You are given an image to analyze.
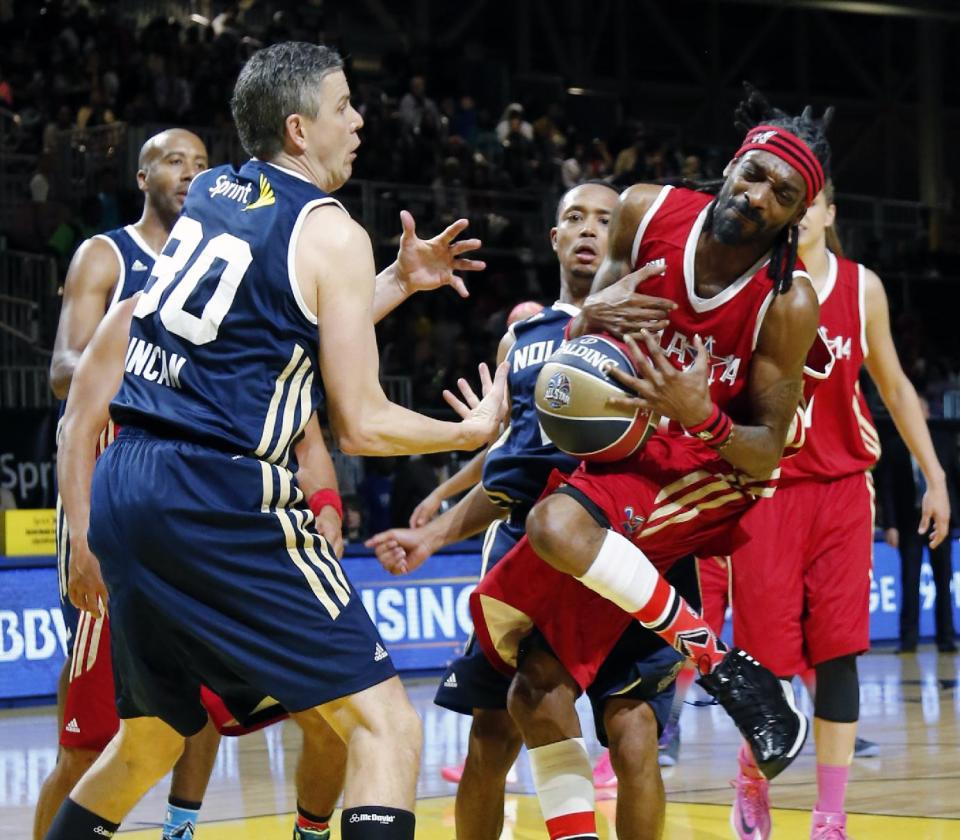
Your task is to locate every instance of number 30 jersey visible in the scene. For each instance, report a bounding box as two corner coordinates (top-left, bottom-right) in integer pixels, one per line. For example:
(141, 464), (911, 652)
(111, 160), (342, 467)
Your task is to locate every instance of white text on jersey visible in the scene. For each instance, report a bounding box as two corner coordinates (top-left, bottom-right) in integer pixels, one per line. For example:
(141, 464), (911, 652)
(512, 340), (557, 372)
(208, 174), (253, 204)
(124, 337), (187, 389)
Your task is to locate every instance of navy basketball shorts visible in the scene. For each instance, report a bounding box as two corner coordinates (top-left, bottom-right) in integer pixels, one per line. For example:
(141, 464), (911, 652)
(434, 516), (523, 715)
(89, 429), (396, 737)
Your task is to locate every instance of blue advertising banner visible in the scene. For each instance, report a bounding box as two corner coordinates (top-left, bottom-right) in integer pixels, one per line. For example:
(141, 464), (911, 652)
(2, 540), (958, 704)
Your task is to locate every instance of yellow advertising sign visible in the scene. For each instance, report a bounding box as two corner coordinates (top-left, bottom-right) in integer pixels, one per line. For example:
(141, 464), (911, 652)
(1, 509), (57, 556)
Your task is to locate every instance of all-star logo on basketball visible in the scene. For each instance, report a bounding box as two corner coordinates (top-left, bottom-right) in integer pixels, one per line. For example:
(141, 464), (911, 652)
(544, 372), (571, 409)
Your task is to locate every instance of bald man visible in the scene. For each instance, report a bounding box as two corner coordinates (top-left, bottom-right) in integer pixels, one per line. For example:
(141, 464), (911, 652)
(37, 129), (214, 840)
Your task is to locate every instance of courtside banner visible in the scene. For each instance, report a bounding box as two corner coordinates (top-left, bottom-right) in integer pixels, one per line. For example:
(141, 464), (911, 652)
(1, 541), (958, 703)
(0, 566), (69, 702)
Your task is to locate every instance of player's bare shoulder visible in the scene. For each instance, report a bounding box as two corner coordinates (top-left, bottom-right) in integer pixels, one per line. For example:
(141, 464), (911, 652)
(759, 271), (820, 355)
(63, 235), (123, 294)
(606, 183), (667, 259)
(294, 203), (373, 313)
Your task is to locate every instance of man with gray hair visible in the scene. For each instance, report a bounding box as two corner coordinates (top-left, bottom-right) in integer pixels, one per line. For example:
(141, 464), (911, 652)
(45, 42), (506, 840)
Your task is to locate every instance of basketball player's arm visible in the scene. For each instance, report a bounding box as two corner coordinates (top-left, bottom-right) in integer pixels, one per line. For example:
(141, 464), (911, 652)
(371, 211), (485, 322)
(58, 296), (139, 618)
(368, 485), (507, 575)
(301, 208), (508, 456)
(720, 281), (821, 477)
(49, 237), (121, 399)
(407, 331), (515, 526)
(293, 414), (344, 558)
(862, 269), (949, 547)
(567, 185), (676, 339)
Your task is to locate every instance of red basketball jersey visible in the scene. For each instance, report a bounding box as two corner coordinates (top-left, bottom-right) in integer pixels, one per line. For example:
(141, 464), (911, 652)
(630, 186), (810, 423)
(780, 252), (879, 482)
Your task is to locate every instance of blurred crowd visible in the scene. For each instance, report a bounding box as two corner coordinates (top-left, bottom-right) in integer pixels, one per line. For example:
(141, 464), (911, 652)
(0, 1), (958, 541)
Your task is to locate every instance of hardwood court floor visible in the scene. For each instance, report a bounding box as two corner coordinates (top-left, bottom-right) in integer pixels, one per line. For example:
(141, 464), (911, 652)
(3, 649), (958, 838)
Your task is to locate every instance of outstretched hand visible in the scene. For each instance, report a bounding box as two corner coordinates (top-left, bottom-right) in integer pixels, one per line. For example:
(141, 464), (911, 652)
(396, 210), (486, 298)
(443, 361), (511, 450)
(365, 526), (438, 576)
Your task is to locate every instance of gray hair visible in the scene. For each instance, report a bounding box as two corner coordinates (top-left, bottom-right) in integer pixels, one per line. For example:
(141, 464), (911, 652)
(231, 42), (344, 160)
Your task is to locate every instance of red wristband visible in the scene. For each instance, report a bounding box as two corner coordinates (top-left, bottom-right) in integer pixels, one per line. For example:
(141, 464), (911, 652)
(308, 489), (343, 521)
(684, 404), (734, 449)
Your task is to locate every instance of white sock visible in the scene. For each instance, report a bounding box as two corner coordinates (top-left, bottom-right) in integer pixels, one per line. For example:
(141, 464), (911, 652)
(577, 529), (659, 613)
(529, 738), (597, 839)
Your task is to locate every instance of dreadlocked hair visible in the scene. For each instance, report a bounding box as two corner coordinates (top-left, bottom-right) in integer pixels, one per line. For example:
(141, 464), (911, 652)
(734, 82), (835, 295)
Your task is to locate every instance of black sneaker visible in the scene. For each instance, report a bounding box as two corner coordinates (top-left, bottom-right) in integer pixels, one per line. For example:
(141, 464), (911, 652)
(697, 648), (807, 780)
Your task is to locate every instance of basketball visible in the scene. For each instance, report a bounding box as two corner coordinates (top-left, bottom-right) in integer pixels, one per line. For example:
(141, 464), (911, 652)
(535, 335), (658, 463)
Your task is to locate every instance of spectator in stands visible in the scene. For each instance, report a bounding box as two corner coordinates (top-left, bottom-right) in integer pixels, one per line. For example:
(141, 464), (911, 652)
(360, 458), (396, 537)
(42, 105), (74, 154)
(451, 95), (478, 147)
(343, 495), (365, 545)
(560, 138), (586, 189)
(496, 102), (533, 143)
(399, 74), (441, 139)
(613, 126), (647, 186)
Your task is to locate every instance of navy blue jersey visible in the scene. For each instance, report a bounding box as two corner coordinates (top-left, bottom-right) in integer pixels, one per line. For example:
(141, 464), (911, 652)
(111, 160), (343, 468)
(98, 224), (160, 306)
(482, 303), (581, 509)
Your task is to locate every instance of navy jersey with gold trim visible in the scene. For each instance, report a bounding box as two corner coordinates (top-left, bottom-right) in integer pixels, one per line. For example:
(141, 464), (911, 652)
(111, 160), (341, 468)
(482, 303), (580, 509)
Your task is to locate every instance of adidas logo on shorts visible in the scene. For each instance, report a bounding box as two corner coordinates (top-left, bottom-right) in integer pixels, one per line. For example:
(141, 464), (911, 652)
(65, 718), (80, 734)
(443, 673), (458, 689)
(374, 643), (389, 662)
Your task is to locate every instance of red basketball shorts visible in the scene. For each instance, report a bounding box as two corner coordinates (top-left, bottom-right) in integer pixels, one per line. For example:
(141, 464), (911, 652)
(60, 613), (288, 751)
(471, 433), (772, 689)
(697, 556), (731, 635)
(60, 611), (116, 751)
(732, 472), (874, 676)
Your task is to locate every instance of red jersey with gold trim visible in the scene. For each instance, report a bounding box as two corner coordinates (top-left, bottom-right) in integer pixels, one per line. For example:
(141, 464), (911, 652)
(780, 252), (879, 483)
(630, 186), (811, 424)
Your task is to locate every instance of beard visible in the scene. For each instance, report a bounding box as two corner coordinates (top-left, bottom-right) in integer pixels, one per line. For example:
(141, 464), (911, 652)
(708, 189), (767, 246)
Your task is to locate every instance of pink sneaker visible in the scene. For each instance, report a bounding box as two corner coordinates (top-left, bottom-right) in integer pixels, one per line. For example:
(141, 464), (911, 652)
(811, 809), (849, 839)
(730, 774), (772, 839)
(592, 750), (617, 788)
(440, 763), (464, 783)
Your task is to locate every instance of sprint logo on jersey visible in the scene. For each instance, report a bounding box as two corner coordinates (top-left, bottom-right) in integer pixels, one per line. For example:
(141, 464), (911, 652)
(208, 173), (254, 204)
(242, 173), (276, 211)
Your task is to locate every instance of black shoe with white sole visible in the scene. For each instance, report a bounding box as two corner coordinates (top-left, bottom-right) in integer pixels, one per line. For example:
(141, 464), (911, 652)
(697, 648), (807, 780)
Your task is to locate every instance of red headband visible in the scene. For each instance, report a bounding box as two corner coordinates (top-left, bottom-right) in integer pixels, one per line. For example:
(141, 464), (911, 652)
(735, 124), (824, 206)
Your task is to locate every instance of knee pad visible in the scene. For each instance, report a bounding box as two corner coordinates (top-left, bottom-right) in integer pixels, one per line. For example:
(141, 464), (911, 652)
(813, 655), (859, 723)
